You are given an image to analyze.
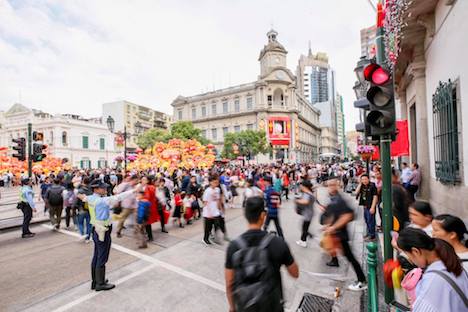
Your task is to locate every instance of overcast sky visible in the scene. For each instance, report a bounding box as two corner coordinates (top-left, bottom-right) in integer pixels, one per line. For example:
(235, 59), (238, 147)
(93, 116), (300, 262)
(0, 0), (375, 131)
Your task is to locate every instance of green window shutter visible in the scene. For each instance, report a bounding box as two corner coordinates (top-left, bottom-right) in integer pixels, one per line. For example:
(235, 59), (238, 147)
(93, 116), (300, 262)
(100, 138), (105, 150)
(80, 160), (84, 169)
(82, 136), (89, 149)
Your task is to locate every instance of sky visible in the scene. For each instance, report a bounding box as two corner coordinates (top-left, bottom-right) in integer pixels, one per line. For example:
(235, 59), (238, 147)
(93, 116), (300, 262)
(0, 0), (376, 131)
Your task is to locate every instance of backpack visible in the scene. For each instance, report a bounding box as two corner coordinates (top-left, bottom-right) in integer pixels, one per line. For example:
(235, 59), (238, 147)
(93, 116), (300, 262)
(232, 233), (281, 312)
(65, 190), (76, 207)
(48, 186), (63, 206)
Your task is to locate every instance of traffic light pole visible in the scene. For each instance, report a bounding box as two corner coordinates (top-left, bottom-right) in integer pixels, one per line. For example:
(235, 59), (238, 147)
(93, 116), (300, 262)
(27, 123), (32, 178)
(376, 2), (394, 303)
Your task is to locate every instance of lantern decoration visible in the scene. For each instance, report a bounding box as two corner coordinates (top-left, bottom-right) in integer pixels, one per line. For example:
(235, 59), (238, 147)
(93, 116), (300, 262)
(114, 132), (125, 147)
(357, 145), (375, 161)
(127, 139), (215, 173)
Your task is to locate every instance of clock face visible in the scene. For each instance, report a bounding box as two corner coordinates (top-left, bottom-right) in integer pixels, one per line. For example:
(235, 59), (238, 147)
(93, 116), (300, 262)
(275, 71), (285, 80)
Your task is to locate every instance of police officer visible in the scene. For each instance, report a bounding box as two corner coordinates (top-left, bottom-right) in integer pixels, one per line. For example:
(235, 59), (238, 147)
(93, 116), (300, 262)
(79, 179), (137, 291)
(19, 178), (36, 238)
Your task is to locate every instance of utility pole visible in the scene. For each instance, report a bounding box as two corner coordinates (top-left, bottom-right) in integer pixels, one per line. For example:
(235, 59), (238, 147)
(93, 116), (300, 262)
(375, 0), (394, 304)
(27, 123), (32, 178)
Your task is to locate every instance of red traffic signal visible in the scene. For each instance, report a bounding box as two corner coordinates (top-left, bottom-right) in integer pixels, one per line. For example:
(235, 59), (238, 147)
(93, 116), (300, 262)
(364, 63), (391, 85)
(12, 138), (26, 161)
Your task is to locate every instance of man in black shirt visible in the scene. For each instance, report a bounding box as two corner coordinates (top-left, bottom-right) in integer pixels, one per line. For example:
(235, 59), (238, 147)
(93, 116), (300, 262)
(323, 178), (367, 291)
(225, 196), (298, 312)
(355, 174), (378, 240)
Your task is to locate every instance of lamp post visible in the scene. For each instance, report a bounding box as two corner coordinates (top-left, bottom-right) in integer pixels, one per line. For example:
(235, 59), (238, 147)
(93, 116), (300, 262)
(106, 116), (143, 172)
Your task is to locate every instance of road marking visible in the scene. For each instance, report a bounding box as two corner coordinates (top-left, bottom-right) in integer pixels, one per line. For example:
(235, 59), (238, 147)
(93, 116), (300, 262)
(50, 264), (157, 312)
(300, 270), (347, 281)
(42, 224), (226, 292)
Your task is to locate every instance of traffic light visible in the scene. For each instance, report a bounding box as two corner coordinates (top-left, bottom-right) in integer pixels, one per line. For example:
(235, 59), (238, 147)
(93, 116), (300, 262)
(33, 131), (44, 141)
(363, 63), (396, 136)
(32, 143), (47, 162)
(12, 138), (26, 161)
(354, 97), (371, 136)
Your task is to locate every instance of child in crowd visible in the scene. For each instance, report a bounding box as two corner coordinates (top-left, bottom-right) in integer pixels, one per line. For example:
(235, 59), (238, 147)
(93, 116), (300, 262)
(136, 190), (150, 249)
(173, 190), (184, 228)
(183, 193), (194, 225)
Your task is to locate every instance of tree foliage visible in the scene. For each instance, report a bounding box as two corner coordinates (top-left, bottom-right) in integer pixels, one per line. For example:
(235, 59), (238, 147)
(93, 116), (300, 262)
(136, 121), (209, 149)
(136, 129), (169, 150)
(222, 130), (271, 159)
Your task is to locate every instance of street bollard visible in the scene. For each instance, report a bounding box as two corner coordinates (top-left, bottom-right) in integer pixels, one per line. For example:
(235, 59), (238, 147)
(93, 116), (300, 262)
(367, 242), (378, 312)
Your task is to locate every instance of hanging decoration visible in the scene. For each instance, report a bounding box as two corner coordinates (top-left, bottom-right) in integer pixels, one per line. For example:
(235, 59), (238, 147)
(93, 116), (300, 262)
(383, 0), (411, 69)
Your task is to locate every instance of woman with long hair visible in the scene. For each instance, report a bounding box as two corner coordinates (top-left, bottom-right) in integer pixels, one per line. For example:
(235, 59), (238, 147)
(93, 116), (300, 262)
(408, 201), (433, 236)
(397, 228), (468, 311)
(432, 214), (468, 270)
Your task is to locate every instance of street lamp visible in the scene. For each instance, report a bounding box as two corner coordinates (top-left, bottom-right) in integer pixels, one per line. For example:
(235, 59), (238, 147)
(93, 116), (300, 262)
(106, 115), (115, 133)
(354, 56), (371, 84)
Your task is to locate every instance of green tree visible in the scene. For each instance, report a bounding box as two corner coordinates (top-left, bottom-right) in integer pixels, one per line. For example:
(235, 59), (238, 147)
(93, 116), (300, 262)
(222, 130), (271, 159)
(169, 121), (209, 145)
(136, 128), (169, 149)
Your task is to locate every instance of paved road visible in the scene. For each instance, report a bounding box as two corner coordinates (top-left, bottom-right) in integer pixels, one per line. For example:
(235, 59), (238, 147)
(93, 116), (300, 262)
(0, 188), (365, 312)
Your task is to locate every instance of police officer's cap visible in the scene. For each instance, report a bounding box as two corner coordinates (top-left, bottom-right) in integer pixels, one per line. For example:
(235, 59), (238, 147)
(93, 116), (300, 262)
(90, 179), (109, 189)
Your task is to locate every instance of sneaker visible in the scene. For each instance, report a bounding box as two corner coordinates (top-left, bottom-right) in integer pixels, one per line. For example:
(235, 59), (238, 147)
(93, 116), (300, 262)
(296, 240), (307, 248)
(21, 233), (35, 238)
(348, 281), (367, 291)
(85, 239), (90, 244)
(202, 239), (212, 245)
(79, 235), (87, 242)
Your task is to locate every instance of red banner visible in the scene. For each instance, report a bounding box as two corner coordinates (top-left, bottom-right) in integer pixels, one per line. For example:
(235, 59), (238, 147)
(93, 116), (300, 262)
(268, 116), (291, 146)
(372, 120), (409, 160)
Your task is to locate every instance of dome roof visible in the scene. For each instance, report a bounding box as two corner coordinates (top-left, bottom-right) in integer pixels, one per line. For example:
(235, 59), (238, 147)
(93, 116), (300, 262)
(258, 29), (287, 60)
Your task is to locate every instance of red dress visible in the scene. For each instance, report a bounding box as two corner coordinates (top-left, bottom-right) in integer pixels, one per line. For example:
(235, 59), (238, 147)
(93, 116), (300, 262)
(144, 184), (158, 225)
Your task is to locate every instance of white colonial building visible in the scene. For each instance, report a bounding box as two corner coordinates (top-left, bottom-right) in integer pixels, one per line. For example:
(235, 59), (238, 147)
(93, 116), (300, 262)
(0, 103), (119, 169)
(172, 30), (322, 163)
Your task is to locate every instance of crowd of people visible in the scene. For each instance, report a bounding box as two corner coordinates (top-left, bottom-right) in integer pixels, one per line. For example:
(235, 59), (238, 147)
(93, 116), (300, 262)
(13, 159), (468, 312)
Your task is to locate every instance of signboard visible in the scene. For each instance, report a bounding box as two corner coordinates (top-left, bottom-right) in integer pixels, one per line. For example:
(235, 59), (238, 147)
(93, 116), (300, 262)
(268, 116), (291, 146)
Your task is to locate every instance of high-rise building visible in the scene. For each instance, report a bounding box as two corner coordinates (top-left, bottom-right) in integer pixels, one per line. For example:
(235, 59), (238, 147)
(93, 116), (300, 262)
(335, 93), (346, 158)
(297, 49), (338, 155)
(360, 25), (377, 58)
(172, 30), (322, 163)
(102, 101), (172, 149)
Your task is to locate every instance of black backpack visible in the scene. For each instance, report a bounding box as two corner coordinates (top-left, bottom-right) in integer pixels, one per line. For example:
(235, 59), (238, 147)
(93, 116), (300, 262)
(232, 233), (281, 312)
(48, 186), (63, 206)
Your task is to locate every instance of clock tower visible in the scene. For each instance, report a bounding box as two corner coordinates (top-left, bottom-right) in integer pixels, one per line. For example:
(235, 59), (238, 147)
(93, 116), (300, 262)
(258, 29), (287, 76)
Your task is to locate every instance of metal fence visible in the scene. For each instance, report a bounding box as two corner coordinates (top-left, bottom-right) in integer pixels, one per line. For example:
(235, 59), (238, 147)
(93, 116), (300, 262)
(432, 80), (460, 184)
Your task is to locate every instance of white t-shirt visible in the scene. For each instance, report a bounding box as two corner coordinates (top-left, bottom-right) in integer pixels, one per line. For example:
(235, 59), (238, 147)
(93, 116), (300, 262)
(244, 186), (263, 199)
(457, 251), (468, 271)
(202, 187), (221, 218)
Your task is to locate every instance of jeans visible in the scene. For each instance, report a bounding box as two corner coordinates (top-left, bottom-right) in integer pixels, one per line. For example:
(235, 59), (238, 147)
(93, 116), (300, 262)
(300, 220), (311, 241)
(77, 211), (91, 239)
(203, 217), (217, 241)
(20, 203), (33, 235)
(263, 215), (284, 238)
(364, 207), (376, 238)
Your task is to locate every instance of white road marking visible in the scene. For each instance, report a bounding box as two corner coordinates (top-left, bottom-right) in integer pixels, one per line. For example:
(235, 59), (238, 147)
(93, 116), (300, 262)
(41, 224), (226, 301)
(50, 264), (157, 312)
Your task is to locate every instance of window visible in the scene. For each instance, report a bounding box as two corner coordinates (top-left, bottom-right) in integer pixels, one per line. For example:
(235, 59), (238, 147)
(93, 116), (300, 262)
(267, 95), (272, 106)
(99, 138), (105, 150)
(234, 125), (241, 133)
(223, 101), (228, 114)
(432, 80), (461, 184)
(202, 106), (206, 117)
(62, 131), (67, 146)
(80, 159), (91, 169)
(201, 130), (207, 138)
(49, 130), (54, 146)
(223, 127), (229, 136)
(246, 97), (253, 110)
(234, 99), (240, 112)
(178, 110), (182, 120)
(97, 159), (107, 169)
(82, 136), (89, 149)
(192, 107), (196, 120)
(212, 104), (217, 116)
(211, 128), (217, 141)
(247, 124), (254, 130)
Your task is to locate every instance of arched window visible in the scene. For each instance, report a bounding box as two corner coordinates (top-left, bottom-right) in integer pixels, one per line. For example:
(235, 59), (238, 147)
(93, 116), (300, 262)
(62, 131), (68, 146)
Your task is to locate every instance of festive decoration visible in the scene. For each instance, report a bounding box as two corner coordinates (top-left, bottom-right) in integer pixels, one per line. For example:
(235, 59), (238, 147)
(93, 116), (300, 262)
(384, 0), (411, 69)
(0, 147), (70, 176)
(357, 145), (375, 161)
(127, 139), (215, 173)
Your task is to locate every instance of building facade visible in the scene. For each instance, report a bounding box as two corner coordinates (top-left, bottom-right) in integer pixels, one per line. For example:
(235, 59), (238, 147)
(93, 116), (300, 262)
(360, 25), (377, 58)
(296, 51), (338, 155)
(392, 0), (467, 218)
(335, 93), (346, 158)
(0, 103), (118, 169)
(102, 100), (172, 149)
(172, 30), (322, 163)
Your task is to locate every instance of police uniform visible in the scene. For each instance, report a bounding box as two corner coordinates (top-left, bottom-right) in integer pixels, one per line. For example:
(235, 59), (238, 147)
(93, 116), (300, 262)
(19, 179), (35, 238)
(87, 180), (135, 291)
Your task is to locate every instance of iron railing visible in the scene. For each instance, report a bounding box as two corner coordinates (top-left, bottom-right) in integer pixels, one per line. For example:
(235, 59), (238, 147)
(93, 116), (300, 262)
(432, 80), (460, 184)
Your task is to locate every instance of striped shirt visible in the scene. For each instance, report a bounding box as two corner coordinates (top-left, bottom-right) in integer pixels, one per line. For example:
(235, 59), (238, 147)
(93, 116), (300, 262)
(413, 260), (468, 312)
